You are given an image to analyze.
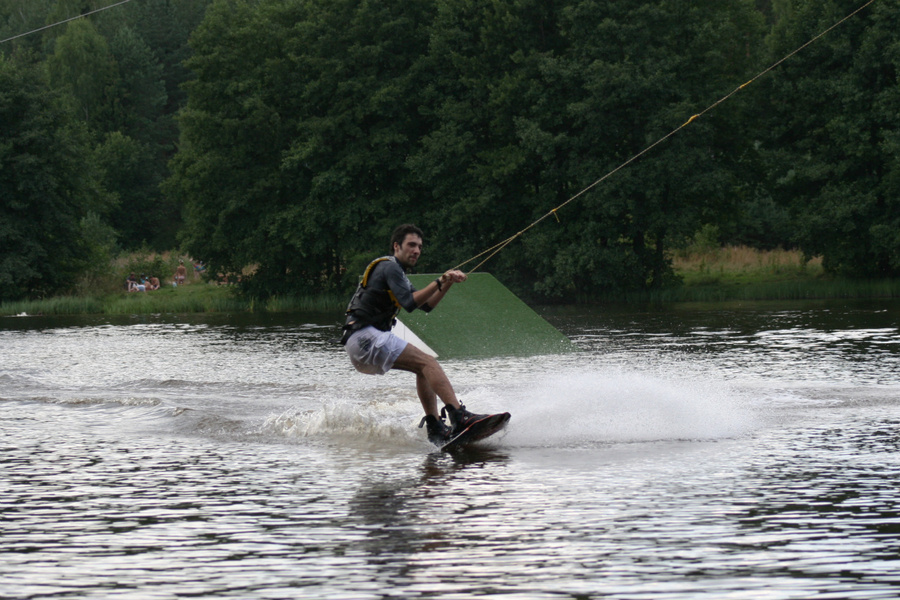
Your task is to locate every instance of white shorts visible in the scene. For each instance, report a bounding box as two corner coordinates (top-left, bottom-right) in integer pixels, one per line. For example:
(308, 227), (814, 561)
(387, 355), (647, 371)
(344, 326), (408, 375)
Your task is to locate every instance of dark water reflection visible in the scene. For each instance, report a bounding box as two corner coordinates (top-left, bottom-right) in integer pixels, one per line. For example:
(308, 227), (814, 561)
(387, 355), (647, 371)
(2, 300), (900, 599)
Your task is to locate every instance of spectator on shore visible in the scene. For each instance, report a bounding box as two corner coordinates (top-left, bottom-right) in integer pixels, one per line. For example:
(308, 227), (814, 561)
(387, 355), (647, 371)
(193, 260), (206, 280)
(147, 276), (160, 291)
(174, 261), (187, 286)
(127, 272), (146, 292)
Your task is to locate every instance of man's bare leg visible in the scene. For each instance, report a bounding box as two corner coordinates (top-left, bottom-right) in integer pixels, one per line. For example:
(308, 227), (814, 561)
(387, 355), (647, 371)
(393, 343), (461, 414)
(415, 374), (439, 417)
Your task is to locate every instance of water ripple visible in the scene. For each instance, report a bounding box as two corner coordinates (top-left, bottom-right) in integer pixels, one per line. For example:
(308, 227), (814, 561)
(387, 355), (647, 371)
(3, 307), (900, 598)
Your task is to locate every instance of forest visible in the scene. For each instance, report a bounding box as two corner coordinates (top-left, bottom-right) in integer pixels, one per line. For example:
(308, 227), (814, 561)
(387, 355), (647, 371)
(1, 0), (898, 303)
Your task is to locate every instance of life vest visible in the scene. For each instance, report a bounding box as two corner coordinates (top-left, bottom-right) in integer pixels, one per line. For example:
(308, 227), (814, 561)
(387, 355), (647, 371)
(342, 257), (402, 337)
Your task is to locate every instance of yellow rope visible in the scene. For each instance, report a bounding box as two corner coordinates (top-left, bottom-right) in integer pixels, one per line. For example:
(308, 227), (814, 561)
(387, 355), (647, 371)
(455, 0), (878, 275)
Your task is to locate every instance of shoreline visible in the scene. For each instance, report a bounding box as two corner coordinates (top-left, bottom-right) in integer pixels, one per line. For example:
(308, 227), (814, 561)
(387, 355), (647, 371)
(3, 276), (900, 318)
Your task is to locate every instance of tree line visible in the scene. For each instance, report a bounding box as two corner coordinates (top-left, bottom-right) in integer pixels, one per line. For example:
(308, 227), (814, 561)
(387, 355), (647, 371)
(2, 0), (898, 303)
(1, 0), (209, 300)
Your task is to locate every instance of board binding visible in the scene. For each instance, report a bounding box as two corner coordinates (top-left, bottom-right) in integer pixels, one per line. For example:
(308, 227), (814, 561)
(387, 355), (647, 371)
(440, 412), (510, 452)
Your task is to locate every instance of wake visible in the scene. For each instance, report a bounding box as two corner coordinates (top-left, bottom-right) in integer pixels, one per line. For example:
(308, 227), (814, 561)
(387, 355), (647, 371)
(260, 364), (757, 449)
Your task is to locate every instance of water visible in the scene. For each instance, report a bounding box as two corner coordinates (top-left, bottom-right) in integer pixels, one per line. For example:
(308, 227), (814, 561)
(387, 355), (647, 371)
(2, 301), (900, 599)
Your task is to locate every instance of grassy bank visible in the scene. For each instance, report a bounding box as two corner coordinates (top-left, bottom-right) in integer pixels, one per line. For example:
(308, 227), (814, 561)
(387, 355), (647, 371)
(3, 246), (899, 317)
(0, 283), (345, 317)
(628, 277), (900, 304)
(673, 245), (825, 286)
(1, 248), (346, 317)
(660, 246), (900, 302)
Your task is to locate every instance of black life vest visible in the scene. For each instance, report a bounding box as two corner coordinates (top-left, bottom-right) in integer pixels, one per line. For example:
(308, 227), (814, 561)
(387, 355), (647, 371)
(342, 257), (402, 337)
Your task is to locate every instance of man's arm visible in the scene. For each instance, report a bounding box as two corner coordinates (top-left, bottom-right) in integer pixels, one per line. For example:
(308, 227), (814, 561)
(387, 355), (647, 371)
(413, 270), (467, 310)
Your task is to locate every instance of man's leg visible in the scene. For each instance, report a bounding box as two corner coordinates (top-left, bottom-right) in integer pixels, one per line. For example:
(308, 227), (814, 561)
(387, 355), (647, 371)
(415, 375), (439, 417)
(393, 343), (461, 413)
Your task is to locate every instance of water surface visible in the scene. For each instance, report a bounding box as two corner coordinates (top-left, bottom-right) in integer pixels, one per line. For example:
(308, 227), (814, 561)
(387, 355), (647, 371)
(2, 301), (900, 599)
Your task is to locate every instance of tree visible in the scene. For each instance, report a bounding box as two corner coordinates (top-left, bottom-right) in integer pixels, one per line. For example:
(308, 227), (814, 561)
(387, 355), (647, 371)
(168, 0), (437, 296)
(106, 26), (166, 145)
(169, 0), (770, 300)
(94, 131), (178, 250)
(92, 0), (213, 155)
(170, 0), (769, 300)
(406, 0), (573, 295)
(760, 0), (900, 276)
(102, 26), (178, 249)
(0, 0), (56, 53)
(0, 53), (106, 300)
(413, 0), (766, 298)
(96, 0), (212, 127)
(46, 18), (117, 128)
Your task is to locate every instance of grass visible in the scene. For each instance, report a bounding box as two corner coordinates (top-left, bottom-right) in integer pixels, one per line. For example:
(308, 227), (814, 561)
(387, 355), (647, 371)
(0, 282), (347, 317)
(1, 284), (238, 316)
(4, 246), (900, 316)
(634, 278), (900, 304)
(672, 245), (825, 286)
(653, 245), (900, 303)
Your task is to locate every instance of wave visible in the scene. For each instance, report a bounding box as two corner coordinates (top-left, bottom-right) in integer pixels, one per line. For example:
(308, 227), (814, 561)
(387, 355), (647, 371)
(0, 394), (164, 408)
(498, 368), (756, 447)
(260, 399), (426, 449)
(255, 365), (757, 451)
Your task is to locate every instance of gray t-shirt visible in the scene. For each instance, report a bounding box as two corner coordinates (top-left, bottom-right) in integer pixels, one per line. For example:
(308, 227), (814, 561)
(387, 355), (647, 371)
(365, 256), (418, 312)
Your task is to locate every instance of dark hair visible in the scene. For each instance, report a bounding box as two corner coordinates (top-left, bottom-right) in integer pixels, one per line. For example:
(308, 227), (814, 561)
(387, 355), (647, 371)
(390, 224), (423, 253)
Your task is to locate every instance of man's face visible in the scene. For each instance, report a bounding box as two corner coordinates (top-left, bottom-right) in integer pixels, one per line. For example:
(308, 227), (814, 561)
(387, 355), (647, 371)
(393, 233), (423, 268)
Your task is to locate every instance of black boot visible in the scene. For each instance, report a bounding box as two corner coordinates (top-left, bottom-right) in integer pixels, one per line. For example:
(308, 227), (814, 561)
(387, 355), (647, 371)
(418, 414), (451, 445)
(441, 403), (488, 436)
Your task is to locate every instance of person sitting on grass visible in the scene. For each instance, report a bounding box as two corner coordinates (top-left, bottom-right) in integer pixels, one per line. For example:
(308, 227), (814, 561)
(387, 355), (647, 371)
(127, 272), (146, 292)
(193, 260), (206, 280)
(126, 273), (145, 292)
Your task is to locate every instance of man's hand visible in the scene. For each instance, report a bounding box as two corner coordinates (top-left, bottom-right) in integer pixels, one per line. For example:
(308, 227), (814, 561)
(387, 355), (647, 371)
(441, 269), (467, 285)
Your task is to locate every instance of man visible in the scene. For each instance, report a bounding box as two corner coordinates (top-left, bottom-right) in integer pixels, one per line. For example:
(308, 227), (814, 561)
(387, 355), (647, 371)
(174, 261), (187, 285)
(341, 224), (485, 445)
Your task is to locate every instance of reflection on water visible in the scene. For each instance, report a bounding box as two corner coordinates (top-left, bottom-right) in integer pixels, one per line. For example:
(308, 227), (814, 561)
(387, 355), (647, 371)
(2, 301), (900, 599)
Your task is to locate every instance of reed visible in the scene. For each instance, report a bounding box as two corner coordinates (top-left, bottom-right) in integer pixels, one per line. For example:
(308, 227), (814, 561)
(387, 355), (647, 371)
(0, 296), (106, 316)
(637, 279), (900, 303)
(0, 283), (349, 317)
(581, 246), (900, 304)
(0, 284), (245, 316)
(265, 294), (346, 313)
(101, 286), (248, 314)
(672, 245), (824, 286)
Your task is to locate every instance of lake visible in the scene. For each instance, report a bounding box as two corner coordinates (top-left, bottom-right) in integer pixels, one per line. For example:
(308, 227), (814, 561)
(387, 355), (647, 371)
(2, 300), (900, 599)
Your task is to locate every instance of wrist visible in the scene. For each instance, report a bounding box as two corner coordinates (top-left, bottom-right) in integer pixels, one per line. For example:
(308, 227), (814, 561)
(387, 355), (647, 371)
(434, 278), (443, 291)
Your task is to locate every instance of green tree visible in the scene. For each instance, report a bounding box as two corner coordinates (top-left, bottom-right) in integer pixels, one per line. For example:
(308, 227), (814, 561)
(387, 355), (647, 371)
(276, 0), (440, 289)
(559, 0), (765, 295)
(107, 25), (166, 145)
(168, 0), (436, 297)
(170, 0), (769, 300)
(93, 0), (213, 150)
(102, 26), (178, 249)
(94, 131), (179, 250)
(0, 0), (56, 52)
(414, 0), (765, 298)
(46, 18), (117, 128)
(0, 53), (106, 300)
(760, 0), (900, 276)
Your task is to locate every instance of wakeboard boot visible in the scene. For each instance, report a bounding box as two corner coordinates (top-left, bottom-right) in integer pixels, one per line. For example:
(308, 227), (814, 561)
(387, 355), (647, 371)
(418, 414), (451, 445)
(441, 403), (489, 437)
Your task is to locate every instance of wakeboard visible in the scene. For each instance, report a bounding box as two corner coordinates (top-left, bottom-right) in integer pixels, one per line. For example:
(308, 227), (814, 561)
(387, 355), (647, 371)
(440, 412), (510, 452)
